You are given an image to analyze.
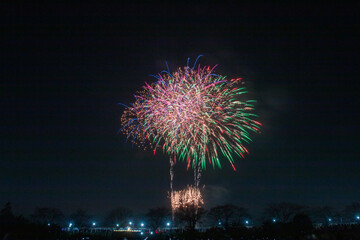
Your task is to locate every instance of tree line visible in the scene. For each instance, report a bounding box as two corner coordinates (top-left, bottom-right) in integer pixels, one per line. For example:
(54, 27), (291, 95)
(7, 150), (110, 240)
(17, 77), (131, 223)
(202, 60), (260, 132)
(1, 201), (360, 230)
(1, 201), (360, 240)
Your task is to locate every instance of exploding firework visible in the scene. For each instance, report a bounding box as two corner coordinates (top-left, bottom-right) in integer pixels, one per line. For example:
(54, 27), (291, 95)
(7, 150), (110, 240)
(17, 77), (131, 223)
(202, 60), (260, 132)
(120, 56), (261, 218)
(120, 57), (261, 171)
(171, 185), (204, 211)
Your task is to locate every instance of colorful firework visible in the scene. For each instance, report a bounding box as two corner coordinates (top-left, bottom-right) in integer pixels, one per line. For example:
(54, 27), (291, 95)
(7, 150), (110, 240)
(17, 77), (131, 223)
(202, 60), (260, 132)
(120, 57), (261, 170)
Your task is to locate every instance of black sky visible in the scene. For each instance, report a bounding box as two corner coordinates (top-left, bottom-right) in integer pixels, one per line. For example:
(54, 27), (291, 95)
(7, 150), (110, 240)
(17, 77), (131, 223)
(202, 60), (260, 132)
(1, 2), (359, 217)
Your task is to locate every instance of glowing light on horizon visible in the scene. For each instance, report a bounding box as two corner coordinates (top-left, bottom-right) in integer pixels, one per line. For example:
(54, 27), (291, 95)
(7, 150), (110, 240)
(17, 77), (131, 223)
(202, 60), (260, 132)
(113, 229), (141, 233)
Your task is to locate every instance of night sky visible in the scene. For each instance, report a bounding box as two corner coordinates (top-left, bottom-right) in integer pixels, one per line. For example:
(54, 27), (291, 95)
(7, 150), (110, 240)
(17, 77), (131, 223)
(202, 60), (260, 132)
(1, 3), (359, 217)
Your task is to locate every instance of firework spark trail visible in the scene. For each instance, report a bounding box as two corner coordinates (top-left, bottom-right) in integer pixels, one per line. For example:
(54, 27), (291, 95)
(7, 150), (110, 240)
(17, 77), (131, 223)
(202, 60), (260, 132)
(169, 155), (175, 220)
(194, 157), (202, 188)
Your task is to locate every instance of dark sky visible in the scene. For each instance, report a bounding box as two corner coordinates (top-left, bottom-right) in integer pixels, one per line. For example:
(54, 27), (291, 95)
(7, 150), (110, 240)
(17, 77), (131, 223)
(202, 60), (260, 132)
(1, 2), (359, 217)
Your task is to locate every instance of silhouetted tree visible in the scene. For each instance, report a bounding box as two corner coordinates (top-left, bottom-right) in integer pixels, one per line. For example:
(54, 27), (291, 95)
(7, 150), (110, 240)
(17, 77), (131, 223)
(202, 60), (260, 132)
(208, 204), (235, 228)
(105, 207), (133, 227)
(0, 203), (59, 240)
(308, 206), (334, 225)
(146, 207), (170, 231)
(344, 202), (360, 222)
(175, 203), (206, 231)
(232, 206), (251, 226)
(0, 202), (15, 226)
(292, 213), (313, 237)
(0, 202), (13, 218)
(208, 204), (249, 228)
(262, 202), (304, 223)
(31, 207), (64, 225)
(70, 209), (91, 227)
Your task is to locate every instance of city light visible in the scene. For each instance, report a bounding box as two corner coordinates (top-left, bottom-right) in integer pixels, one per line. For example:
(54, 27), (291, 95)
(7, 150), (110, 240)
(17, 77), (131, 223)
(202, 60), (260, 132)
(47, 223), (50, 226)
(114, 229), (141, 233)
(272, 218), (276, 223)
(218, 221), (222, 225)
(328, 218), (332, 222)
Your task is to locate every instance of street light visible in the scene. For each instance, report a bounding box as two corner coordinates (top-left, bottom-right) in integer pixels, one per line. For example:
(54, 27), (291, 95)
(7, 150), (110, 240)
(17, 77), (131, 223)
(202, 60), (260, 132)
(356, 216), (360, 220)
(129, 221), (133, 225)
(116, 224), (119, 227)
(48, 223), (50, 226)
(141, 223), (144, 227)
(328, 218), (332, 222)
(166, 222), (170, 226)
(272, 218), (276, 223)
(92, 222), (96, 226)
(69, 223), (73, 228)
(245, 220), (249, 225)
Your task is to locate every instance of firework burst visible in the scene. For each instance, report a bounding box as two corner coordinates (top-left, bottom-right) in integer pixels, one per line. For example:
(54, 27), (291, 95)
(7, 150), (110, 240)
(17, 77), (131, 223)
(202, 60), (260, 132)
(120, 57), (261, 170)
(171, 185), (204, 211)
